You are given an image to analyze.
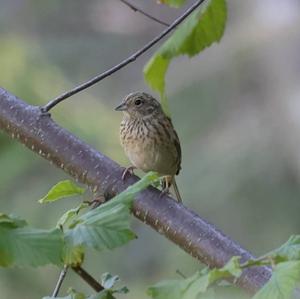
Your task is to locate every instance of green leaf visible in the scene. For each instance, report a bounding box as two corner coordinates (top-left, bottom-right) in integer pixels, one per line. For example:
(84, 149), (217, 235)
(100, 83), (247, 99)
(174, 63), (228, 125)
(57, 203), (89, 228)
(243, 235), (300, 268)
(253, 261), (300, 299)
(215, 256), (242, 279)
(195, 256), (242, 294)
(269, 235), (300, 262)
(93, 273), (129, 299)
(213, 286), (250, 299)
(101, 273), (120, 289)
(148, 272), (200, 299)
(65, 172), (158, 252)
(39, 180), (86, 203)
(144, 0), (227, 101)
(114, 286), (129, 294)
(0, 226), (63, 267)
(63, 242), (85, 267)
(158, 0), (186, 8)
(87, 290), (115, 299)
(43, 290), (86, 299)
(64, 203), (136, 251)
(43, 296), (83, 299)
(0, 213), (27, 228)
(144, 54), (169, 99)
(103, 171), (160, 207)
(148, 257), (242, 299)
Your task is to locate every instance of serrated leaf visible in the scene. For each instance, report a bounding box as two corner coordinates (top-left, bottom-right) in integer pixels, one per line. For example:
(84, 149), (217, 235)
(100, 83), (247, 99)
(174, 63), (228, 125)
(102, 273), (120, 289)
(103, 171), (160, 208)
(158, 0), (186, 8)
(217, 256), (242, 278)
(185, 256), (242, 298)
(0, 226), (63, 267)
(269, 235), (300, 262)
(57, 203), (89, 228)
(63, 242), (84, 267)
(39, 180), (85, 203)
(64, 172), (158, 252)
(64, 203), (136, 251)
(144, 0), (227, 103)
(148, 257), (242, 299)
(0, 213), (27, 228)
(77, 171), (159, 222)
(253, 261), (300, 299)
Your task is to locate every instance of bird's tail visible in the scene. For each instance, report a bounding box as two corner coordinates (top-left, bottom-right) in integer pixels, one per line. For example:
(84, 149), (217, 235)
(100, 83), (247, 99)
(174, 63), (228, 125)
(172, 177), (182, 203)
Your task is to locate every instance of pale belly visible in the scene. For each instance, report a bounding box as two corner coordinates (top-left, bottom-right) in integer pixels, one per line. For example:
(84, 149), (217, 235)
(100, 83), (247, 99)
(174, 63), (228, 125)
(124, 140), (177, 175)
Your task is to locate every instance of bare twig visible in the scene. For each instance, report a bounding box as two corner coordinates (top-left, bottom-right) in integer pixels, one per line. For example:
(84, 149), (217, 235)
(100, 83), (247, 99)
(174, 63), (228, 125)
(72, 266), (104, 292)
(0, 88), (272, 294)
(41, 0), (206, 113)
(119, 0), (170, 26)
(52, 265), (68, 297)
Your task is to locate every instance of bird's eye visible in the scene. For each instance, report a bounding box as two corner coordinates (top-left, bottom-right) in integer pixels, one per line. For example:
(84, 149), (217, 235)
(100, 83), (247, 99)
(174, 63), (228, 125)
(134, 99), (142, 106)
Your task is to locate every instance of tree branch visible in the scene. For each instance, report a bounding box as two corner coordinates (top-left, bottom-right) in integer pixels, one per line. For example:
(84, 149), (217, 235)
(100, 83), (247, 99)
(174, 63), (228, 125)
(0, 88), (271, 294)
(41, 0), (206, 113)
(119, 0), (170, 26)
(72, 266), (104, 292)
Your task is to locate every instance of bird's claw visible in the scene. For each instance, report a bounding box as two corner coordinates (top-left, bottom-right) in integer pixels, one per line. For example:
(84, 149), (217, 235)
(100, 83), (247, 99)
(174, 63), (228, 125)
(122, 166), (136, 181)
(159, 186), (170, 198)
(87, 195), (106, 208)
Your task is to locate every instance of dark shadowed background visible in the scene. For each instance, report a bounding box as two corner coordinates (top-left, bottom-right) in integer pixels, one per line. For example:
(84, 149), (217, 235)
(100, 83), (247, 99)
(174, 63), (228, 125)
(0, 0), (300, 298)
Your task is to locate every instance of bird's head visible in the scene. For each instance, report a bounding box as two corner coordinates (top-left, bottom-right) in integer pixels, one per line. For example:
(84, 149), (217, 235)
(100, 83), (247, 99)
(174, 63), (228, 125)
(115, 92), (162, 119)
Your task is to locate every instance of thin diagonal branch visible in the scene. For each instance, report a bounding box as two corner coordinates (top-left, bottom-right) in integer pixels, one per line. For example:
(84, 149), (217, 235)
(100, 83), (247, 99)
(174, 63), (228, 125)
(0, 88), (271, 294)
(41, 0), (206, 113)
(72, 266), (104, 292)
(52, 265), (68, 297)
(119, 0), (170, 26)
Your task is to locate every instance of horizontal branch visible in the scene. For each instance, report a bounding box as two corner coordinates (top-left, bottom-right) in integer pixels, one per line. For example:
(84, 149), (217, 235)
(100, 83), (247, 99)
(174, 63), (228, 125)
(0, 88), (271, 294)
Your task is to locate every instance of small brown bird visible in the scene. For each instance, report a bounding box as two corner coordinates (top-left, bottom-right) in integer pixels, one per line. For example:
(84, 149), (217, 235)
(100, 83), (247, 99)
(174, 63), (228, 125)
(115, 92), (182, 202)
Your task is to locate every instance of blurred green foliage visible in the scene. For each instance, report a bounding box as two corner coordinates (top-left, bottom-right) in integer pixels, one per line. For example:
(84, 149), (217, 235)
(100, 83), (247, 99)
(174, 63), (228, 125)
(1, 0), (300, 298)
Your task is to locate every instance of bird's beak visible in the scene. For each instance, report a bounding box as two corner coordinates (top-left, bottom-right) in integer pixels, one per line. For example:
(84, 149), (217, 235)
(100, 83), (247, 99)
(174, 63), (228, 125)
(115, 102), (127, 111)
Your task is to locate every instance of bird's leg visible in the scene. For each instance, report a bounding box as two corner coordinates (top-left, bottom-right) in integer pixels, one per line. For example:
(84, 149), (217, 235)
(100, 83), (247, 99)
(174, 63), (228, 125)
(160, 176), (172, 197)
(160, 176), (182, 203)
(122, 165), (137, 181)
(85, 194), (106, 208)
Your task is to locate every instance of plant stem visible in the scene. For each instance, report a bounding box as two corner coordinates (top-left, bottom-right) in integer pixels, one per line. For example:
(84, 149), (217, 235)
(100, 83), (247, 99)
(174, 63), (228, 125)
(52, 265), (68, 297)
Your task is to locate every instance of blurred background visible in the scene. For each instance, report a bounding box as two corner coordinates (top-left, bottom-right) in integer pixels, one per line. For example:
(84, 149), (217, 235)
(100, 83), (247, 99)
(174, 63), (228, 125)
(0, 0), (300, 298)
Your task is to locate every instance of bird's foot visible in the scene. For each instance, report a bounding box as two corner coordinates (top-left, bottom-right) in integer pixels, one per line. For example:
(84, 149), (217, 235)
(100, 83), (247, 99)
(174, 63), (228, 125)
(122, 165), (136, 181)
(159, 186), (170, 198)
(85, 195), (106, 208)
